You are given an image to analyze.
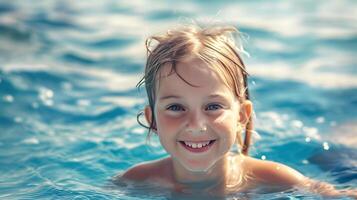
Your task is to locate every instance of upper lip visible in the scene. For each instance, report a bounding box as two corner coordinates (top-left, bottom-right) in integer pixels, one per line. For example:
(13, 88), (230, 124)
(178, 139), (216, 142)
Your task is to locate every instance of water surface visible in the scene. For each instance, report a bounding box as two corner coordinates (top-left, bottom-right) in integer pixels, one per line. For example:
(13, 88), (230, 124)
(0, 0), (356, 199)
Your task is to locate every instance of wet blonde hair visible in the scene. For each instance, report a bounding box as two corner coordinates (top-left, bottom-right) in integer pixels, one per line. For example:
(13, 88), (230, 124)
(137, 25), (254, 155)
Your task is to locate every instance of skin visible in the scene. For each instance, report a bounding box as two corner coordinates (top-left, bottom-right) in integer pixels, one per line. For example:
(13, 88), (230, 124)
(118, 58), (357, 197)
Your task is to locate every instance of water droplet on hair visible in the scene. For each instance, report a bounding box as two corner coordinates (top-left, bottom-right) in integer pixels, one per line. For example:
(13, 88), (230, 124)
(261, 155), (266, 160)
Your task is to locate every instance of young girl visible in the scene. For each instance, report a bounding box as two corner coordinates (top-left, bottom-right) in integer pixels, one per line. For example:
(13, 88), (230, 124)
(115, 25), (356, 197)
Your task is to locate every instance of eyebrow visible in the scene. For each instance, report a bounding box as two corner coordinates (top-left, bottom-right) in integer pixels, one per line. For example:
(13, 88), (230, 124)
(208, 94), (226, 99)
(159, 94), (227, 100)
(159, 95), (181, 100)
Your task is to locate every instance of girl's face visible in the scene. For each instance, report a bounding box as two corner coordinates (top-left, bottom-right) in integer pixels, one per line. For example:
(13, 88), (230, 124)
(146, 58), (245, 172)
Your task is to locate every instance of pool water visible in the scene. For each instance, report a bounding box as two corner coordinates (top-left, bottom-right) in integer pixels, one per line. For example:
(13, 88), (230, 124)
(0, 0), (356, 199)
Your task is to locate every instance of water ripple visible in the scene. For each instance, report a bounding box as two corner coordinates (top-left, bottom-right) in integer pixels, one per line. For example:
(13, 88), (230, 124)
(0, 0), (356, 199)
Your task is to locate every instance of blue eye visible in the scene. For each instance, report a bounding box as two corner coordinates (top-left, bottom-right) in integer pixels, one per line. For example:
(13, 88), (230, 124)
(167, 104), (185, 111)
(206, 104), (222, 111)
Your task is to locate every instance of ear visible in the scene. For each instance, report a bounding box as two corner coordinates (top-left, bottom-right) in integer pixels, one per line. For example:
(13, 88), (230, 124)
(144, 105), (157, 132)
(239, 100), (253, 125)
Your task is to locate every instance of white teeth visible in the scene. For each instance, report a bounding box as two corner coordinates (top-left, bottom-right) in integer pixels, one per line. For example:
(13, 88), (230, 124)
(183, 141), (210, 148)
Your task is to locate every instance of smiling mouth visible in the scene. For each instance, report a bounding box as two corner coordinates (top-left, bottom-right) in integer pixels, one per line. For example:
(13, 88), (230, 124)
(178, 140), (216, 153)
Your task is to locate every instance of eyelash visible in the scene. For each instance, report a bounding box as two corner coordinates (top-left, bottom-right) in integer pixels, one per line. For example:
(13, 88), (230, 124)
(167, 104), (185, 111)
(166, 103), (223, 112)
(206, 104), (223, 111)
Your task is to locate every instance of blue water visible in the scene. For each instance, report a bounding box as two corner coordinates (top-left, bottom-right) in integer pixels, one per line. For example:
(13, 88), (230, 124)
(1, 0), (356, 199)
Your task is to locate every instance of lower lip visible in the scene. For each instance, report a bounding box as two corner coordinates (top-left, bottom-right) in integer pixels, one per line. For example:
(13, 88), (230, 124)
(179, 140), (216, 153)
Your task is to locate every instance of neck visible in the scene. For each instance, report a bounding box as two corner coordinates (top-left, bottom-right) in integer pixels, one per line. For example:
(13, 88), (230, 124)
(171, 153), (244, 190)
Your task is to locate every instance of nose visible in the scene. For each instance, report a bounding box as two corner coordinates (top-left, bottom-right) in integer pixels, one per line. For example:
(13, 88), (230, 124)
(185, 109), (207, 134)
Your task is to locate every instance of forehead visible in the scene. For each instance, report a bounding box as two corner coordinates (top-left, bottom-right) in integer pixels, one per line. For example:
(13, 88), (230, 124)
(155, 58), (235, 99)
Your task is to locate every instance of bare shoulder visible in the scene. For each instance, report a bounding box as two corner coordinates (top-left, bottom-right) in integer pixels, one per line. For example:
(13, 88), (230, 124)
(116, 157), (172, 182)
(243, 156), (307, 186)
(242, 156), (357, 198)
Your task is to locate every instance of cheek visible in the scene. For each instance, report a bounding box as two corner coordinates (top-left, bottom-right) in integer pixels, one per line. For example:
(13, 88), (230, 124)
(210, 111), (237, 133)
(210, 112), (239, 148)
(156, 112), (184, 133)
